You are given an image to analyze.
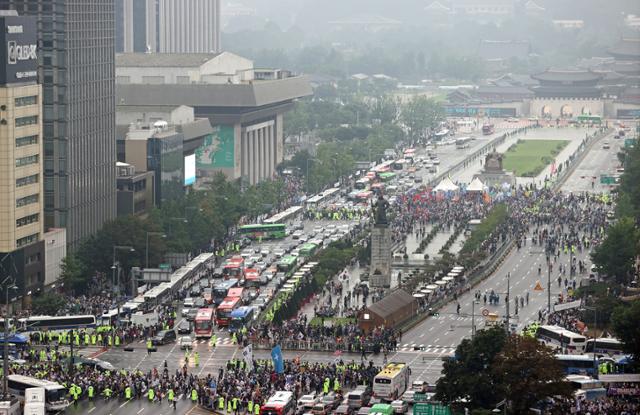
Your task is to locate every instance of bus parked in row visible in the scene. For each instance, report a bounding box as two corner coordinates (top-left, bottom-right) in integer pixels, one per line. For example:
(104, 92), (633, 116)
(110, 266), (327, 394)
(373, 362), (410, 401)
(482, 124), (495, 135)
(455, 136), (473, 149)
(213, 279), (239, 306)
(536, 325), (586, 354)
(260, 391), (295, 415)
(229, 306), (255, 333)
(8, 375), (70, 412)
(194, 308), (215, 339)
(216, 297), (242, 327)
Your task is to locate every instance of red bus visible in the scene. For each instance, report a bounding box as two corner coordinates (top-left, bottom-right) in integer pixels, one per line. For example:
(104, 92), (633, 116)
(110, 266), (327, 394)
(482, 124), (495, 135)
(228, 287), (250, 304)
(194, 308), (215, 338)
(260, 391), (295, 415)
(223, 256), (245, 280)
(244, 268), (260, 287)
(216, 297), (242, 327)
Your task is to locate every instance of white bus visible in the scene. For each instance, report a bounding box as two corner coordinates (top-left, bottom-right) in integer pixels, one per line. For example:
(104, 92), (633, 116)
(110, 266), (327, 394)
(373, 362), (410, 401)
(455, 136), (473, 149)
(536, 325), (586, 354)
(585, 338), (625, 357)
(8, 375), (70, 412)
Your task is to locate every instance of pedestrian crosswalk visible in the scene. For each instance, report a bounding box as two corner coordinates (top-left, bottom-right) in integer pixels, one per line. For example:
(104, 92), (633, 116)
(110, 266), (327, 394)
(395, 344), (457, 353)
(136, 337), (236, 346)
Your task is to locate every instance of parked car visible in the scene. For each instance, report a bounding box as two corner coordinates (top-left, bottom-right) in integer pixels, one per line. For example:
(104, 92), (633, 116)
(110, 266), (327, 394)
(411, 380), (428, 393)
(390, 400), (408, 414)
(186, 308), (198, 321)
(178, 336), (194, 350)
(333, 405), (353, 415)
(152, 329), (176, 346)
(297, 394), (319, 414)
(400, 391), (415, 404)
(311, 404), (330, 415)
(177, 320), (192, 334)
(73, 357), (114, 371)
(321, 393), (342, 411)
(346, 387), (372, 409)
(356, 407), (371, 415)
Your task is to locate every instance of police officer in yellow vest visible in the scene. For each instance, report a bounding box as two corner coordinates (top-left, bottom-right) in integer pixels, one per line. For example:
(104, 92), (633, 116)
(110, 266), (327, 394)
(88, 385), (94, 400)
(125, 385), (132, 400)
(191, 388), (198, 404)
(218, 395), (225, 411)
(254, 402), (260, 415)
(148, 387), (155, 402)
(147, 338), (153, 355)
(194, 351), (199, 366)
(168, 388), (176, 409)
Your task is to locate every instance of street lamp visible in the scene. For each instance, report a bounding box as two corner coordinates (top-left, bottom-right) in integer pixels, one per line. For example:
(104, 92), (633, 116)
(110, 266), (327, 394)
(1, 277), (17, 400)
(145, 232), (166, 269)
(471, 300), (479, 337)
(306, 158), (321, 193)
(112, 245), (135, 296)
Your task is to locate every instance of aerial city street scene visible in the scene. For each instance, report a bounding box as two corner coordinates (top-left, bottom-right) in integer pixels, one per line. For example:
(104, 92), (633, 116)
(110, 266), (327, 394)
(0, 0), (639, 414)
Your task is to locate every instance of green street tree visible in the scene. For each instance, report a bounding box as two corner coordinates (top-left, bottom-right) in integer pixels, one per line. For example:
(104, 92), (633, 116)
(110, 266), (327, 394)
(401, 96), (444, 142)
(435, 327), (507, 409)
(590, 217), (639, 285)
(31, 292), (67, 315)
(611, 300), (640, 368)
(59, 253), (87, 294)
(492, 335), (572, 414)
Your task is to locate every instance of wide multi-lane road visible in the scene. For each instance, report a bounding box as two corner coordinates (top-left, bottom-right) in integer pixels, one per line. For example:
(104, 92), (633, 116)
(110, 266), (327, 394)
(396, 128), (620, 384)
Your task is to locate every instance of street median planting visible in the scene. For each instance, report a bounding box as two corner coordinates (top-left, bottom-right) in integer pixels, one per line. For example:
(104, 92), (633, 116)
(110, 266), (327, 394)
(460, 203), (508, 256)
(503, 139), (569, 177)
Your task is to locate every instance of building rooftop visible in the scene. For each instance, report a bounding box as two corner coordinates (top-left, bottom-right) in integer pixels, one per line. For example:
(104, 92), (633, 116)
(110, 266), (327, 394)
(608, 38), (640, 60)
(531, 69), (603, 83)
(117, 76), (312, 108)
(116, 53), (223, 68)
(367, 289), (416, 319)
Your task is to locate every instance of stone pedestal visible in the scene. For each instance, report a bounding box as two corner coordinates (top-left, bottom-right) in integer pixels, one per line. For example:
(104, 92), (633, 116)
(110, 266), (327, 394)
(370, 224), (391, 288)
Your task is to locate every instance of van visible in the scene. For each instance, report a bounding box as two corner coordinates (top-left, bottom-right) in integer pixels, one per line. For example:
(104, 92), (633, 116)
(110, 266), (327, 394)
(346, 388), (372, 409)
(152, 329), (176, 345)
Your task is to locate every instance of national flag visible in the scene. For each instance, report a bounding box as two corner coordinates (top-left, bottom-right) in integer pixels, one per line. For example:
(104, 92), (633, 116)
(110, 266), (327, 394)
(271, 344), (284, 374)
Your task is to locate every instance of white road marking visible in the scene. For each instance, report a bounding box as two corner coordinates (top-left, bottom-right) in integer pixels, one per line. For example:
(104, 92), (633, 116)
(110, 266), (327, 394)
(119, 401), (130, 408)
(88, 408), (96, 413)
(137, 409), (145, 414)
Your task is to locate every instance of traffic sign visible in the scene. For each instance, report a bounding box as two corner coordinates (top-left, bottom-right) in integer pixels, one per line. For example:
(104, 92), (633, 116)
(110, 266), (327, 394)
(159, 263), (170, 270)
(534, 280), (544, 291)
(413, 403), (451, 415)
(481, 308), (489, 317)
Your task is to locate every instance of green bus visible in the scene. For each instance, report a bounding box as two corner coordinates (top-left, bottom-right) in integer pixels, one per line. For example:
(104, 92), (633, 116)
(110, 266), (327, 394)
(238, 223), (286, 240)
(277, 255), (298, 274)
(577, 115), (602, 124)
(379, 172), (396, 182)
(299, 243), (319, 257)
(369, 404), (394, 415)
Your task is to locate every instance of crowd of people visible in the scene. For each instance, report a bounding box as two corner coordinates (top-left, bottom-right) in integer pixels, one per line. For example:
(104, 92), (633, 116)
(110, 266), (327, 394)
(248, 314), (399, 355)
(548, 394), (639, 415)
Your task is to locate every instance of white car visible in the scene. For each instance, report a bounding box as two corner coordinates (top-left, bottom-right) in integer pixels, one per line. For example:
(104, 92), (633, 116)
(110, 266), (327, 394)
(178, 336), (194, 350)
(401, 390), (416, 404)
(391, 400), (408, 414)
(297, 394), (319, 410)
(432, 158), (440, 165)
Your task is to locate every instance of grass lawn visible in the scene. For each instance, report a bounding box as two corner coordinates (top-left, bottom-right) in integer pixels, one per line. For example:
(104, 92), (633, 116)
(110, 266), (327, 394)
(503, 139), (569, 177)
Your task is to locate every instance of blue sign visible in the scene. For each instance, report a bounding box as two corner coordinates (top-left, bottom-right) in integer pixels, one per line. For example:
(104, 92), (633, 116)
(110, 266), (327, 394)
(271, 345), (284, 374)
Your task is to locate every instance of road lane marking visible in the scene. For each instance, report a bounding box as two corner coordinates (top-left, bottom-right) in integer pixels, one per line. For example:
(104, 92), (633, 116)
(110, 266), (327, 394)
(119, 400), (130, 408)
(88, 408), (96, 413)
(137, 409), (145, 414)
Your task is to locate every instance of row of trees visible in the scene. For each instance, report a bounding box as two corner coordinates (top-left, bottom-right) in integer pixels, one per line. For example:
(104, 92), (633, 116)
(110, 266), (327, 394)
(59, 173), (291, 295)
(435, 328), (572, 413)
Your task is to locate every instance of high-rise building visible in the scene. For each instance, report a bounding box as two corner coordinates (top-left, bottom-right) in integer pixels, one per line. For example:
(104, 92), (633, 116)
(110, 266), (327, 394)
(116, 0), (221, 54)
(0, 11), (45, 307)
(0, 0), (117, 250)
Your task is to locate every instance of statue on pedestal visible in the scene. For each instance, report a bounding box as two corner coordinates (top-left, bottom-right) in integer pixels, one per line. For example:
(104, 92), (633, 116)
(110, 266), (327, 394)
(372, 194), (389, 225)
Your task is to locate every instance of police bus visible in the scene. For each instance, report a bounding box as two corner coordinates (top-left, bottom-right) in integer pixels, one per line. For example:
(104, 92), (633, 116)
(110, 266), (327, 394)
(373, 362), (410, 401)
(585, 337), (625, 357)
(535, 325), (586, 354)
(8, 374), (70, 411)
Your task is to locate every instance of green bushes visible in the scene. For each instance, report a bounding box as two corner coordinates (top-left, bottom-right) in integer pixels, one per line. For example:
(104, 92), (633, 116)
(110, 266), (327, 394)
(460, 204), (508, 255)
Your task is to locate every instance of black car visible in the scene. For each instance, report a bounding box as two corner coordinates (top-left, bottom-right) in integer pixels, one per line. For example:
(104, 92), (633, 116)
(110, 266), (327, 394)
(177, 320), (192, 334)
(152, 329), (177, 346)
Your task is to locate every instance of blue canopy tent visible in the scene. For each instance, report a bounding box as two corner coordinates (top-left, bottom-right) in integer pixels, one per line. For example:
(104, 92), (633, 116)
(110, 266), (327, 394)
(0, 333), (28, 344)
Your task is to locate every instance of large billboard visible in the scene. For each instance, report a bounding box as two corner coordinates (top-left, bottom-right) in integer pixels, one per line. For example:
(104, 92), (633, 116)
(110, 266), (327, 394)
(196, 124), (235, 170)
(184, 154), (196, 186)
(0, 15), (38, 85)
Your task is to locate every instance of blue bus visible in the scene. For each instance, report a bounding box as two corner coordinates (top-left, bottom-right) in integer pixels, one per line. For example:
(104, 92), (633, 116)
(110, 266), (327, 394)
(555, 354), (598, 376)
(213, 279), (239, 306)
(229, 306), (254, 333)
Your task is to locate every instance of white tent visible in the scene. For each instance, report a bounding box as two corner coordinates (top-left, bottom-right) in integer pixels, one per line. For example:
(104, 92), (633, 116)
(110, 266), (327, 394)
(467, 177), (486, 192)
(433, 176), (459, 192)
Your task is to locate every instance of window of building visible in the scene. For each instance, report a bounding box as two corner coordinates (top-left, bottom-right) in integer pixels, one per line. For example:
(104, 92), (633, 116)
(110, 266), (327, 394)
(142, 76), (165, 85)
(16, 233), (39, 248)
(16, 135), (38, 147)
(15, 116), (38, 127)
(16, 174), (39, 188)
(16, 194), (39, 208)
(16, 154), (39, 168)
(25, 253), (41, 265)
(16, 213), (39, 228)
(15, 96), (38, 107)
